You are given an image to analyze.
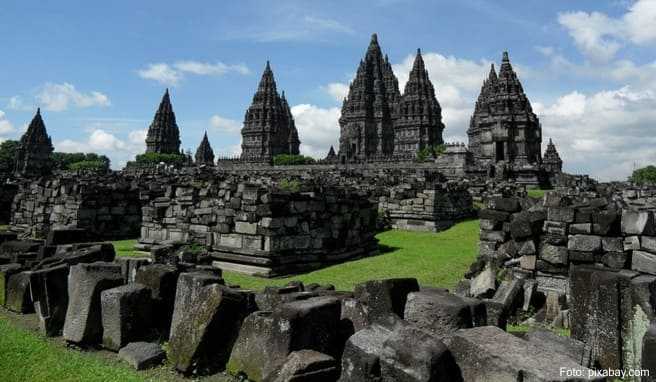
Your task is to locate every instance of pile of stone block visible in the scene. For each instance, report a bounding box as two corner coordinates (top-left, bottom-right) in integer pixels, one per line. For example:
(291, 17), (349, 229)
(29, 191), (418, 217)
(139, 179), (379, 277)
(10, 174), (142, 239)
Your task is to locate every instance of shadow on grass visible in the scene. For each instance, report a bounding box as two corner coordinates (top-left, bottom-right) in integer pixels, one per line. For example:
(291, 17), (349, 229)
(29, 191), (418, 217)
(378, 243), (400, 254)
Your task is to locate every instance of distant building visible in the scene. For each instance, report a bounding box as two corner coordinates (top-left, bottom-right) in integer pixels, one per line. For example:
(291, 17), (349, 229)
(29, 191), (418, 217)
(543, 138), (563, 173)
(14, 108), (53, 177)
(194, 132), (215, 166)
(467, 52), (542, 168)
(338, 34), (444, 163)
(145, 89), (182, 154)
(240, 62), (300, 162)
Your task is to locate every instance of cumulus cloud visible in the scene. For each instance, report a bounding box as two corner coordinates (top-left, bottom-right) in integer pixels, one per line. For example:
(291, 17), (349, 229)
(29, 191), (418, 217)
(291, 104), (341, 158)
(210, 114), (242, 133)
(7, 96), (32, 111)
(138, 60), (250, 86)
(0, 110), (15, 136)
(558, 0), (656, 62)
(322, 83), (349, 102)
(55, 128), (146, 169)
(36, 83), (110, 112)
(535, 86), (656, 181)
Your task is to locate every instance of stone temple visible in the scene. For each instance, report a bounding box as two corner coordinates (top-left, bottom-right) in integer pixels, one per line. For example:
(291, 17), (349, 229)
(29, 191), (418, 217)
(467, 52), (542, 169)
(145, 89), (182, 154)
(240, 62), (300, 162)
(542, 138), (563, 174)
(337, 35), (445, 163)
(194, 132), (215, 166)
(14, 108), (53, 177)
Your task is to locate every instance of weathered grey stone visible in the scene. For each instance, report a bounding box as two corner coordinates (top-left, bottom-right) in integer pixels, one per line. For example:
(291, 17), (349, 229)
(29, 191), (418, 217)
(116, 257), (151, 284)
(265, 350), (338, 382)
(5, 271), (33, 313)
(380, 325), (459, 382)
(642, 322), (656, 382)
(632, 251), (656, 275)
(353, 278), (419, 321)
(169, 284), (250, 374)
(540, 244), (568, 265)
(517, 240), (536, 256)
(525, 330), (590, 367)
(228, 297), (341, 381)
(642, 236), (656, 254)
(548, 207), (575, 223)
(470, 265), (495, 298)
(488, 197), (520, 212)
(0, 263), (22, 307)
(520, 255), (536, 270)
(134, 263), (179, 336)
(118, 342), (166, 370)
(338, 318), (407, 382)
(101, 284), (153, 351)
(602, 237), (624, 253)
(30, 264), (70, 336)
(622, 210), (655, 236)
(625, 235), (641, 251)
(63, 262), (123, 344)
(340, 297), (370, 336)
(404, 290), (474, 339)
(569, 223), (591, 234)
(170, 271), (222, 338)
(449, 326), (601, 381)
(567, 235), (601, 252)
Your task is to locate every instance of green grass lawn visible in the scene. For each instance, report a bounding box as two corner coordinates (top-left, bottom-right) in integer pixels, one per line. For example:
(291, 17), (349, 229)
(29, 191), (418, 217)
(527, 189), (551, 199)
(113, 220), (480, 291)
(507, 323), (571, 337)
(112, 239), (150, 258)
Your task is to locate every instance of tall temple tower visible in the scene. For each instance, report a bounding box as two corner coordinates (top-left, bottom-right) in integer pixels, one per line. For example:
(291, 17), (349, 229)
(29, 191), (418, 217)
(393, 49), (444, 155)
(14, 108), (54, 177)
(281, 91), (300, 155)
(194, 132), (215, 166)
(240, 62), (299, 161)
(467, 52), (542, 167)
(338, 33), (400, 163)
(145, 89), (181, 154)
(543, 138), (563, 173)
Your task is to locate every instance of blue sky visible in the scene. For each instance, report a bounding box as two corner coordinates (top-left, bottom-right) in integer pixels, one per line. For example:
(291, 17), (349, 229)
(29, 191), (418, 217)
(1, 0), (655, 180)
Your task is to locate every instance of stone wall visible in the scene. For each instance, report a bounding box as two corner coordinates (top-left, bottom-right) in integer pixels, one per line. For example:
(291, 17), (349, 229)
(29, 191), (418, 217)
(139, 177), (379, 277)
(10, 174), (142, 240)
(469, 185), (656, 372)
(0, 183), (18, 225)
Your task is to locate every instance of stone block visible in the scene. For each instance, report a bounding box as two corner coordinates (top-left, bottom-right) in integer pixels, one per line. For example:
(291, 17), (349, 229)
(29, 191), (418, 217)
(5, 271), (33, 313)
(569, 223), (591, 234)
(622, 210), (655, 236)
(567, 234), (602, 252)
(265, 350), (338, 382)
(338, 317), (406, 382)
(625, 235), (641, 251)
(30, 264), (70, 336)
(63, 262), (124, 344)
(170, 271), (223, 338)
(134, 263), (180, 336)
(116, 257), (151, 284)
(353, 278), (419, 321)
(525, 330), (590, 367)
(547, 207), (575, 223)
(479, 230), (506, 243)
(469, 265), (495, 298)
(540, 244), (568, 265)
(404, 289), (474, 339)
(448, 326), (600, 381)
(642, 236), (656, 254)
(602, 237), (624, 253)
(101, 284), (153, 351)
(632, 251), (656, 275)
(0, 263), (22, 306)
(118, 342), (166, 370)
(592, 210), (619, 235)
(235, 221), (258, 235)
(642, 323), (656, 381)
(520, 255), (536, 270)
(380, 325), (458, 382)
(169, 284), (251, 374)
(488, 197), (520, 212)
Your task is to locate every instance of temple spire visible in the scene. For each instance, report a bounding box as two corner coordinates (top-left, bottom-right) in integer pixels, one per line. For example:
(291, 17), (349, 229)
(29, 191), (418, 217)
(14, 108), (54, 176)
(194, 131), (215, 166)
(145, 89), (181, 154)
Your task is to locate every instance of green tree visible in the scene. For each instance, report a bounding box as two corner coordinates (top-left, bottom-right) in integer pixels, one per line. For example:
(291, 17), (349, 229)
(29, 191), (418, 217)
(630, 165), (656, 185)
(0, 140), (19, 174)
(273, 154), (316, 166)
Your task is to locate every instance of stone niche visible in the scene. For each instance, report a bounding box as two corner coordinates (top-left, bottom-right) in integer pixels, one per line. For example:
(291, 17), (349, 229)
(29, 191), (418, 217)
(10, 174), (142, 240)
(139, 178), (379, 277)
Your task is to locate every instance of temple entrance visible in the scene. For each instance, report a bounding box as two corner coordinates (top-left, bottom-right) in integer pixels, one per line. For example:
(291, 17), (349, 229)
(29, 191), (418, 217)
(496, 142), (505, 162)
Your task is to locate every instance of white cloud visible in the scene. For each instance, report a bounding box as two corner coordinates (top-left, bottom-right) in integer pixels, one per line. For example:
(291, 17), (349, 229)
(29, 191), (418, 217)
(0, 110), (15, 136)
(536, 86), (656, 181)
(138, 63), (182, 86)
(291, 104), (341, 158)
(322, 83), (349, 102)
(229, 15), (354, 42)
(303, 16), (355, 35)
(7, 96), (31, 111)
(210, 115), (241, 133)
(138, 60), (250, 86)
(55, 128), (146, 169)
(558, 0), (656, 62)
(36, 83), (110, 112)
